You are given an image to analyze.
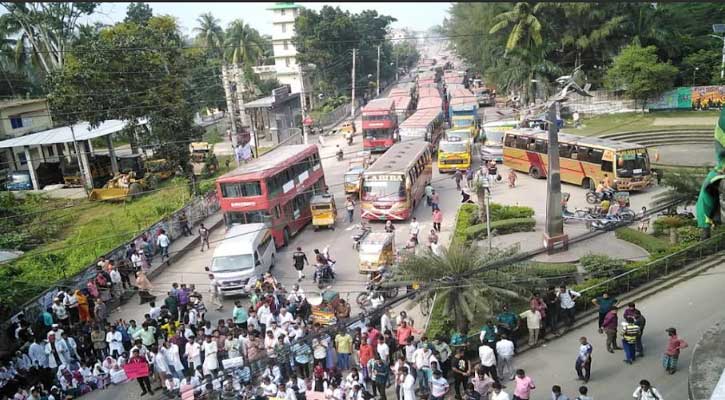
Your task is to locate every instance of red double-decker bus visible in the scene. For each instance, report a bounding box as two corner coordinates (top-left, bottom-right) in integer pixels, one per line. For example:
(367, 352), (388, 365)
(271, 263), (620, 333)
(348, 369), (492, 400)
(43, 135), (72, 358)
(216, 144), (326, 248)
(362, 98), (398, 152)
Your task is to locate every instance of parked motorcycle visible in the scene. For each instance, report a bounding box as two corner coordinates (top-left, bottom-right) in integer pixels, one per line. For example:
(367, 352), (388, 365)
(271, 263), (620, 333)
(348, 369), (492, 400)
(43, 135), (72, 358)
(585, 188), (615, 204)
(356, 281), (399, 310)
(352, 223), (372, 250)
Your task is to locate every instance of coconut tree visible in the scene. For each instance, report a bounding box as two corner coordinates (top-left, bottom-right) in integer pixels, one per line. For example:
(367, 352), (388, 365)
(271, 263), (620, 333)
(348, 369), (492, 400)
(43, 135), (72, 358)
(489, 2), (545, 54)
(224, 19), (264, 66)
(193, 12), (224, 59)
(393, 244), (535, 334)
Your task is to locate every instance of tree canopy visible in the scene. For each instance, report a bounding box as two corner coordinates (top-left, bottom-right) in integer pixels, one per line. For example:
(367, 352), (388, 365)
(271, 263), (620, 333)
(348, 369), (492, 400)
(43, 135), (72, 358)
(604, 44), (678, 109)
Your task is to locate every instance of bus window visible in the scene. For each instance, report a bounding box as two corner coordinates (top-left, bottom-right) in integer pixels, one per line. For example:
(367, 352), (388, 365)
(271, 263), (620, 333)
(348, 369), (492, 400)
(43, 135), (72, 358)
(527, 138), (537, 151)
(602, 160), (613, 172)
(559, 144), (572, 158)
(516, 136), (529, 149)
(576, 146), (590, 162)
(589, 148), (604, 164)
(504, 134), (516, 147)
(221, 181), (262, 198)
(535, 139), (548, 154)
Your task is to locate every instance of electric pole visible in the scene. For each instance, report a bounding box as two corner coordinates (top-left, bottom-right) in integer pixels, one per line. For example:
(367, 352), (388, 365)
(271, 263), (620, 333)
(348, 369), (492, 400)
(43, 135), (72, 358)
(376, 45), (381, 96)
(351, 48), (356, 119)
(299, 64), (308, 144)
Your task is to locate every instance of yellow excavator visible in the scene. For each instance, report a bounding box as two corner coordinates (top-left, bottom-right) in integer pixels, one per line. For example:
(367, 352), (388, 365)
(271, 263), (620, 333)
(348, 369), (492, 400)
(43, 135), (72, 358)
(87, 155), (174, 201)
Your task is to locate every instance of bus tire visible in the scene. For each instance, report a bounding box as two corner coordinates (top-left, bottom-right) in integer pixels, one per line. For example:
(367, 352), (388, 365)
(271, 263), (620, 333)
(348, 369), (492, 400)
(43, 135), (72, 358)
(581, 177), (593, 190)
(283, 228), (291, 247)
(529, 166), (542, 179)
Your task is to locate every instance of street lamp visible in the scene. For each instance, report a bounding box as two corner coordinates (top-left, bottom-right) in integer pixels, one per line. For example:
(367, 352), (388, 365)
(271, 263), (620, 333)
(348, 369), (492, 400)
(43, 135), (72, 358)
(693, 67), (700, 86)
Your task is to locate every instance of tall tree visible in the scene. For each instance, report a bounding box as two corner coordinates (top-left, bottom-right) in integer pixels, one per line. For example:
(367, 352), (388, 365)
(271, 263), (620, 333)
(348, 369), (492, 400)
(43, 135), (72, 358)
(124, 2), (153, 26)
(194, 12), (224, 58)
(224, 19), (264, 66)
(0, 2), (99, 75)
(489, 2), (544, 54)
(605, 44), (678, 109)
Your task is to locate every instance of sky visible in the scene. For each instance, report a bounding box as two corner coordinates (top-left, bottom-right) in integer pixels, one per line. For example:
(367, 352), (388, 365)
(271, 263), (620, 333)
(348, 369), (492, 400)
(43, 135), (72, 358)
(88, 2), (451, 37)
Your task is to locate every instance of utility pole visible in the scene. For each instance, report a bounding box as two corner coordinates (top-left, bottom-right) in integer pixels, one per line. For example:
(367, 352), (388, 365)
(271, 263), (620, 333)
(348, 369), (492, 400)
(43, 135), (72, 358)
(395, 52), (399, 82)
(376, 45), (381, 96)
(544, 102), (567, 252)
(299, 64), (308, 144)
(70, 125), (90, 194)
(351, 48), (357, 119)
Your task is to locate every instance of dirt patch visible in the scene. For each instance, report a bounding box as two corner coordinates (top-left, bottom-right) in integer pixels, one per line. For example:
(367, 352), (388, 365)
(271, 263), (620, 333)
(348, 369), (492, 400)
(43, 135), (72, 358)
(652, 116), (717, 126)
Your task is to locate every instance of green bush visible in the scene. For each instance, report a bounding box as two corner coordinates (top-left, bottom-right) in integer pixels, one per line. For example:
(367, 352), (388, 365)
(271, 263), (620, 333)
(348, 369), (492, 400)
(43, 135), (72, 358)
(615, 227), (670, 255)
(452, 203), (479, 246)
(523, 262), (578, 284)
(579, 254), (628, 278)
(676, 226), (700, 243)
(652, 215), (693, 235)
(489, 203), (535, 221)
(425, 295), (452, 339)
(465, 217), (536, 239)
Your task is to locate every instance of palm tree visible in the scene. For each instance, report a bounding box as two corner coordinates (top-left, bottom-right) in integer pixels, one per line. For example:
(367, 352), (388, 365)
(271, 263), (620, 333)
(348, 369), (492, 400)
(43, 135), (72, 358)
(193, 12), (224, 58)
(489, 2), (545, 54)
(393, 244), (535, 334)
(224, 19), (264, 66)
(555, 4), (626, 69)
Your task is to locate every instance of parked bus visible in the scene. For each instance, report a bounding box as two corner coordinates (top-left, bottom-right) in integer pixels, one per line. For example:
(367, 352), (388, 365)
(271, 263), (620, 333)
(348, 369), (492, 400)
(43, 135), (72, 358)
(437, 135), (471, 173)
(216, 144), (326, 248)
(480, 120), (518, 163)
(362, 98), (398, 152)
(360, 141), (433, 221)
(502, 128), (653, 191)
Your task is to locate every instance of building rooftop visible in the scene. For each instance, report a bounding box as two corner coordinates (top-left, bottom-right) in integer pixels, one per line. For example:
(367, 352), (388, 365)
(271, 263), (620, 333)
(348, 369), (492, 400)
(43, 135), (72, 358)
(267, 2), (302, 10)
(0, 98), (47, 110)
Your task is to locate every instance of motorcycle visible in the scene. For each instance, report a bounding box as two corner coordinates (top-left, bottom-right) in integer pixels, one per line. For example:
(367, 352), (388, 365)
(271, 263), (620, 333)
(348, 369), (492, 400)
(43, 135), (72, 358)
(347, 133), (354, 146)
(313, 263), (335, 289)
(352, 223), (372, 251)
(585, 188), (614, 204)
(587, 208), (636, 231)
(356, 281), (399, 310)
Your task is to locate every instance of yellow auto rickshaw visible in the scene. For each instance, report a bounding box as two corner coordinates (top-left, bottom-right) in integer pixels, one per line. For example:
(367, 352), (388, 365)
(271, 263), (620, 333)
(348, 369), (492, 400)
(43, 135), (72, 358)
(344, 165), (366, 195)
(358, 232), (396, 273)
(340, 120), (356, 136)
(310, 193), (337, 231)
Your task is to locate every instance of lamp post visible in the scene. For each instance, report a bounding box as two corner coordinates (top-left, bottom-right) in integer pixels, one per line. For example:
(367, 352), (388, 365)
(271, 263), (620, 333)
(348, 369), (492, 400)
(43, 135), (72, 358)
(711, 24), (725, 80)
(693, 67), (700, 86)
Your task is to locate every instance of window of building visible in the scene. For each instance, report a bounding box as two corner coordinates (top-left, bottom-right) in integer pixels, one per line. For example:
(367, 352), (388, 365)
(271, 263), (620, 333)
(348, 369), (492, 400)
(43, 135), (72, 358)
(10, 116), (23, 129)
(281, 23), (287, 33)
(280, 9), (285, 16)
(17, 152), (27, 165)
(283, 40), (289, 50)
(46, 145), (54, 157)
(285, 57), (290, 67)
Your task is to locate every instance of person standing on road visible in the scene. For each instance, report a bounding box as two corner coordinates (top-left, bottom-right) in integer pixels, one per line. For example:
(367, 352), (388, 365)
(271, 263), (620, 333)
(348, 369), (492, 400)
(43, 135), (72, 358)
(521, 304), (542, 346)
(432, 209), (443, 232)
(451, 348), (470, 399)
(409, 218), (420, 246)
(495, 334), (515, 381)
(557, 285), (580, 329)
(425, 183), (434, 207)
(632, 379), (663, 400)
(431, 190), (440, 211)
(508, 169), (517, 188)
(129, 348), (154, 396)
(621, 317), (641, 364)
(662, 327), (688, 375)
(452, 170), (463, 190)
(157, 229), (171, 264)
(544, 286), (560, 335)
(466, 167), (475, 189)
(477, 342), (498, 383)
(634, 310), (646, 358)
(592, 292), (618, 332)
(575, 337), (593, 383)
(345, 196), (356, 223)
(512, 369), (535, 400)
(207, 274), (223, 311)
(292, 247), (309, 282)
(551, 385), (570, 400)
(601, 305), (620, 353)
(490, 382), (510, 400)
(198, 224), (210, 252)
(429, 369), (450, 400)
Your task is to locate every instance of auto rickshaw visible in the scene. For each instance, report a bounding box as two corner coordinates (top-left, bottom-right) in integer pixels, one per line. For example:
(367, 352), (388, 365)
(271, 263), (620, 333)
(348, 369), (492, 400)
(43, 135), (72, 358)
(344, 165), (365, 195)
(358, 232), (396, 274)
(308, 289), (341, 326)
(310, 193), (337, 231)
(339, 120), (356, 136)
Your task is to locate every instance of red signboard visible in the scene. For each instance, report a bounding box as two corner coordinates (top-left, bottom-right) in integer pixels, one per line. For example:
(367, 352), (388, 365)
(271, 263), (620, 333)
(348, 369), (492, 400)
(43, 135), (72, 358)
(123, 362), (150, 379)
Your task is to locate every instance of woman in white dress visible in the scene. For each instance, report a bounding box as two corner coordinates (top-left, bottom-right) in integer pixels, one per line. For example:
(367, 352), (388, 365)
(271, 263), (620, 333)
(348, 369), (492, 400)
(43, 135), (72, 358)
(162, 341), (185, 379)
(202, 335), (219, 375)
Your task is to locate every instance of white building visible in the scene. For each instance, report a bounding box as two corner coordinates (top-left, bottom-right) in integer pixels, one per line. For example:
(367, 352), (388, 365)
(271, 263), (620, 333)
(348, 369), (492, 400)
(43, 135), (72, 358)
(268, 2), (304, 94)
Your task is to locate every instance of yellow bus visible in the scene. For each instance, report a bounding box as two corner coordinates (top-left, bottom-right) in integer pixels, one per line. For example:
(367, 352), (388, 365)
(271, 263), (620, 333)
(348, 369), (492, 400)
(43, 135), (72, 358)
(437, 135), (471, 173)
(502, 128), (653, 191)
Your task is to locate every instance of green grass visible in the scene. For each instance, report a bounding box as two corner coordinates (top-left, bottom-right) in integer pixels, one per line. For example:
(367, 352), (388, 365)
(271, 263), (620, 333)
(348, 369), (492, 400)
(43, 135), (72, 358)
(565, 110), (719, 136)
(614, 227), (670, 255)
(0, 178), (191, 315)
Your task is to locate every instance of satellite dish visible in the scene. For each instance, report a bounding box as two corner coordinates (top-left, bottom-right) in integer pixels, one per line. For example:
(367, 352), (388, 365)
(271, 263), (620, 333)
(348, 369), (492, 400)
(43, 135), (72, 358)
(308, 293), (323, 306)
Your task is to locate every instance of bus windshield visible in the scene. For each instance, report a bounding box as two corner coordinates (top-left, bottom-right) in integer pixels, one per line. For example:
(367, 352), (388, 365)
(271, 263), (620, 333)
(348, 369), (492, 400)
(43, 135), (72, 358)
(439, 142), (468, 153)
(365, 129), (393, 139)
(211, 254), (254, 272)
(617, 151), (650, 176)
(362, 177), (406, 201)
(452, 118), (473, 128)
(484, 130), (505, 145)
(447, 131), (471, 142)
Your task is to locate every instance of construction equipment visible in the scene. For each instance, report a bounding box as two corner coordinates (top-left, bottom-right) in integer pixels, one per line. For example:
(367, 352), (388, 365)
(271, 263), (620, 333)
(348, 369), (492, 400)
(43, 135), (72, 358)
(87, 156), (175, 201)
(189, 142), (218, 177)
(87, 171), (146, 201)
(62, 155), (114, 188)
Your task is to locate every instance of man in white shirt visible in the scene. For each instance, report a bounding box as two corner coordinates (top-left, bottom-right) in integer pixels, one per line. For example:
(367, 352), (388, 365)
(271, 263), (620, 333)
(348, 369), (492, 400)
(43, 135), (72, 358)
(478, 343), (498, 382)
(376, 337), (390, 362)
(429, 369), (449, 400)
(157, 230), (171, 263)
(521, 306), (542, 346)
(409, 218), (420, 245)
(148, 302), (161, 321)
(277, 308), (294, 329)
(28, 338), (48, 368)
(380, 310), (393, 334)
(557, 284), (581, 328)
(495, 334), (515, 381)
(412, 345), (433, 393)
(490, 382), (510, 400)
(109, 266), (123, 298)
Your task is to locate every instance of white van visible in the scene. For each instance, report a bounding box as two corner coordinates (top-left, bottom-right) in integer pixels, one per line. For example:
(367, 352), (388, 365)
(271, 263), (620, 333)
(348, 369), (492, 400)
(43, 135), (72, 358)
(209, 223), (276, 297)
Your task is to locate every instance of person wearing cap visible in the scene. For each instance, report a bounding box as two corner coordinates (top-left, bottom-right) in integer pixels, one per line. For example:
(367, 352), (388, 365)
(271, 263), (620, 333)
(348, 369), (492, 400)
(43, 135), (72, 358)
(663, 327), (688, 375)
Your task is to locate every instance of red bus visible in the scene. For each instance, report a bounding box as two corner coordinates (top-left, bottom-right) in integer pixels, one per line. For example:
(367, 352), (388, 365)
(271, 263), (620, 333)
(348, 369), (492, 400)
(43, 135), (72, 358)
(360, 141), (432, 221)
(362, 98), (398, 152)
(216, 144), (325, 248)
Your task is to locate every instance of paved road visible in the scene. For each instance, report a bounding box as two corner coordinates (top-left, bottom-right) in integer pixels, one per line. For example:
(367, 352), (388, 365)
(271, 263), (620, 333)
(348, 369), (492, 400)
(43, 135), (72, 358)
(502, 262), (725, 400)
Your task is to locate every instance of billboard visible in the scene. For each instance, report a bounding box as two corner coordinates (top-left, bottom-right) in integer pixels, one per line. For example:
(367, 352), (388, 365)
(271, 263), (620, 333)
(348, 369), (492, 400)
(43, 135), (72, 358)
(647, 85), (725, 110)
